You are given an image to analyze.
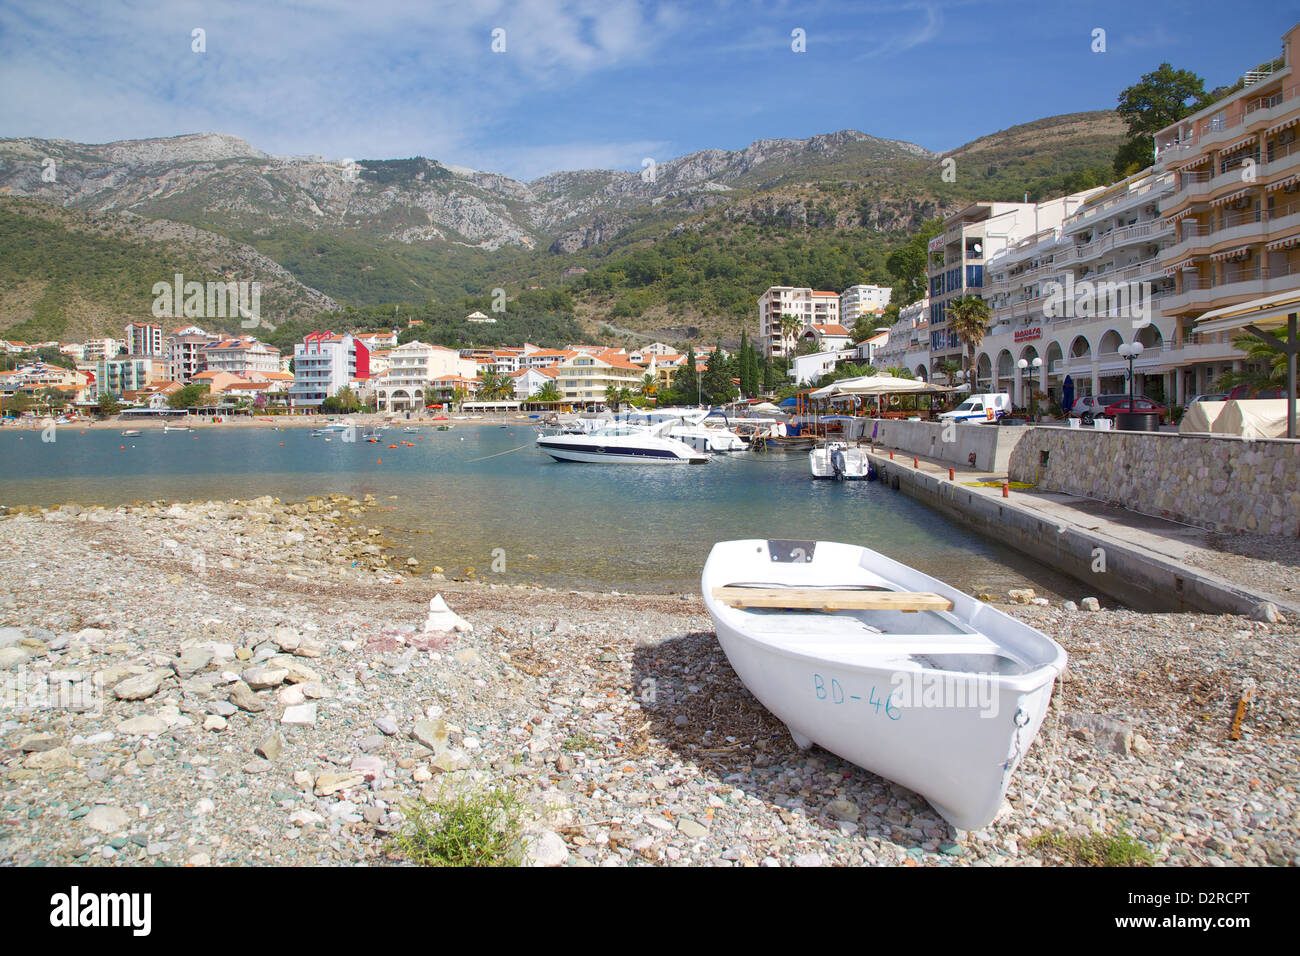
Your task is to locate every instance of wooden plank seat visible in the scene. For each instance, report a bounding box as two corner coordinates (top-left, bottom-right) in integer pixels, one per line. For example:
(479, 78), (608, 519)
(712, 586), (954, 613)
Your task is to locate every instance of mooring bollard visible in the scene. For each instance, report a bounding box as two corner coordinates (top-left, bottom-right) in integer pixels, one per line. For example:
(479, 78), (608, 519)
(1002, 481), (1009, 498)
(913, 456), (919, 468)
(889, 450), (894, 460)
(949, 467), (955, 480)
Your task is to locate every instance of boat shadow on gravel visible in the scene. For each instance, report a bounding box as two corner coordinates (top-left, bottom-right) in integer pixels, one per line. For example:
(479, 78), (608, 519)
(629, 631), (950, 849)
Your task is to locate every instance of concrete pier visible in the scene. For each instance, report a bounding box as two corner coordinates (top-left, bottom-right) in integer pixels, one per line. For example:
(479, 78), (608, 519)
(861, 443), (1299, 617)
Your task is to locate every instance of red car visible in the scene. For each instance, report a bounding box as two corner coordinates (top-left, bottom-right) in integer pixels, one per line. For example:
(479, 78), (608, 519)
(1225, 385), (1285, 400)
(1103, 396), (1167, 416)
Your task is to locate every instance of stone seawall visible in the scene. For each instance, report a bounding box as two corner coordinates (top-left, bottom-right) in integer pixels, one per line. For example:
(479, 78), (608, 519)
(1008, 428), (1300, 536)
(862, 419), (1025, 472)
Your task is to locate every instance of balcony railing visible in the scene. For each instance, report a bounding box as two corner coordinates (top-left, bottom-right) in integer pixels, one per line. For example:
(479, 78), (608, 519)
(1155, 81), (1300, 159)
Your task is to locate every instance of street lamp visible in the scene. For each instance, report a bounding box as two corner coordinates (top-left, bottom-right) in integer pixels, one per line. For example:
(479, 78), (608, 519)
(1117, 341), (1144, 411)
(1017, 356), (1043, 418)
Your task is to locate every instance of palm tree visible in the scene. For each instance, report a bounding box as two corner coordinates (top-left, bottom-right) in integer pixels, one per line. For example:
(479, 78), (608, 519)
(1214, 333), (1289, 395)
(947, 295), (992, 376)
(604, 384), (623, 412)
(639, 374), (658, 401)
(476, 369), (511, 401)
(534, 382), (561, 404)
(937, 359), (963, 386)
(779, 313), (804, 357)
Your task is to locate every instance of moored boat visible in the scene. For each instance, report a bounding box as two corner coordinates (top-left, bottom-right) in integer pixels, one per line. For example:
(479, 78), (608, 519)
(537, 421), (708, 464)
(701, 539), (1066, 829)
(120, 429), (142, 437)
(809, 441), (874, 480)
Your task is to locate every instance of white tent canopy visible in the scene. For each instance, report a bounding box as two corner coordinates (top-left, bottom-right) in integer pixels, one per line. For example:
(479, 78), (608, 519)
(1195, 289), (1299, 438)
(810, 375), (952, 399)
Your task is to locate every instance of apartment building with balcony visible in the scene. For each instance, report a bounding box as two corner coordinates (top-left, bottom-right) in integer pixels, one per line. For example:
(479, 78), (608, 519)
(289, 332), (371, 410)
(201, 336), (281, 378)
(1153, 21), (1300, 403)
(94, 357), (166, 398)
(81, 338), (122, 362)
(551, 349), (645, 405)
(839, 285), (893, 328)
(977, 173), (1177, 405)
(124, 322), (163, 357)
(758, 287), (842, 356)
(164, 326), (219, 383)
(375, 341), (480, 412)
(927, 199), (1093, 378)
(875, 296), (931, 377)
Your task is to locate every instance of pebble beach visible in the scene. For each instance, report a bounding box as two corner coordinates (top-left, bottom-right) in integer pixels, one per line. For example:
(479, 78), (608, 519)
(1, 496), (1296, 867)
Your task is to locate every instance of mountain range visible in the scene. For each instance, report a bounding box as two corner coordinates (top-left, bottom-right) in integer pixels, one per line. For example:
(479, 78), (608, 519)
(0, 110), (1127, 345)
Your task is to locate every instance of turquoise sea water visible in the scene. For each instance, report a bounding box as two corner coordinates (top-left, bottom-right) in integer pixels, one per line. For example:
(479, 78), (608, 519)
(0, 424), (1085, 598)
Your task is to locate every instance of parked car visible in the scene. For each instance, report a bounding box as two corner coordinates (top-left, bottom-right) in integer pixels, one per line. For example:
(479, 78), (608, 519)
(937, 392), (1012, 424)
(1225, 385), (1285, 400)
(1102, 396), (1167, 418)
(1186, 393), (1227, 405)
(1069, 393), (1130, 425)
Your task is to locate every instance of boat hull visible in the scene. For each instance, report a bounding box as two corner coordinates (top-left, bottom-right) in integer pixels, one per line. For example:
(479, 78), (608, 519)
(809, 445), (873, 479)
(701, 539), (1065, 830)
(537, 440), (706, 464)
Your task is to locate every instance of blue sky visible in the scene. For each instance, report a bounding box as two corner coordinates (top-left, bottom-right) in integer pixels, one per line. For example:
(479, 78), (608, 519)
(2, 0), (1298, 180)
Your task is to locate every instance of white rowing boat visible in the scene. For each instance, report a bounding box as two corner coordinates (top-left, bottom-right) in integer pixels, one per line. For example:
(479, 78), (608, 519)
(701, 539), (1066, 829)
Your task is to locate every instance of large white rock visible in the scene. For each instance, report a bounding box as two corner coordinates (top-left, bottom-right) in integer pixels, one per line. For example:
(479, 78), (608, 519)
(524, 830), (569, 867)
(423, 594), (472, 634)
(0, 646), (29, 669)
(84, 806), (129, 834)
(281, 702), (317, 727)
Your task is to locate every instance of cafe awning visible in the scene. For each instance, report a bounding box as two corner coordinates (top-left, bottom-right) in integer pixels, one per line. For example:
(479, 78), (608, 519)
(810, 375), (952, 399)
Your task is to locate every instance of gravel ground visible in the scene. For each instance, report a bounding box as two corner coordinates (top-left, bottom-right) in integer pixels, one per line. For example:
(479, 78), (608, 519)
(1185, 533), (1300, 603)
(0, 498), (1295, 867)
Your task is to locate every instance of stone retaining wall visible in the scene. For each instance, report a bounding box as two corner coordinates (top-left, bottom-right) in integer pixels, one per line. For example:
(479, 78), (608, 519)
(1008, 428), (1300, 536)
(863, 418), (1026, 472)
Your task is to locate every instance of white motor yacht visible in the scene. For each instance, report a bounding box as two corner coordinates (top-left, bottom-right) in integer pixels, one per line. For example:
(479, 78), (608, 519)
(625, 408), (746, 453)
(536, 421), (708, 464)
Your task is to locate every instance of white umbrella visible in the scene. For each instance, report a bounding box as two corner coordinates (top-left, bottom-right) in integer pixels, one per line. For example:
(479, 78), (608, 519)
(815, 375), (951, 398)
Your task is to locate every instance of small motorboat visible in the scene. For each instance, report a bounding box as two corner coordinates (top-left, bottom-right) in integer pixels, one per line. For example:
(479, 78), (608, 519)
(121, 429), (142, 437)
(163, 424), (192, 433)
(810, 441), (874, 480)
(701, 539), (1066, 829)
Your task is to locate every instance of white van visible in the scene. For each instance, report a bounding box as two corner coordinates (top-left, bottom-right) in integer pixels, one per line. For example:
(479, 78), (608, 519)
(937, 393), (1012, 424)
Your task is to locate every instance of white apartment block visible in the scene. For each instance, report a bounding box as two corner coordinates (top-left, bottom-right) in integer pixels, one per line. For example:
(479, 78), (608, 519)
(202, 336), (282, 377)
(979, 171), (1176, 406)
(789, 349), (852, 386)
(875, 296), (931, 376)
(511, 367), (560, 399)
(839, 285), (893, 327)
(82, 338), (122, 362)
(125, 322), (163, 357)
(290, 332), (371, 409)
(375, 341), (480, 412)
(758, 287), (842, 357)
(927, 197), (1104, 375)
